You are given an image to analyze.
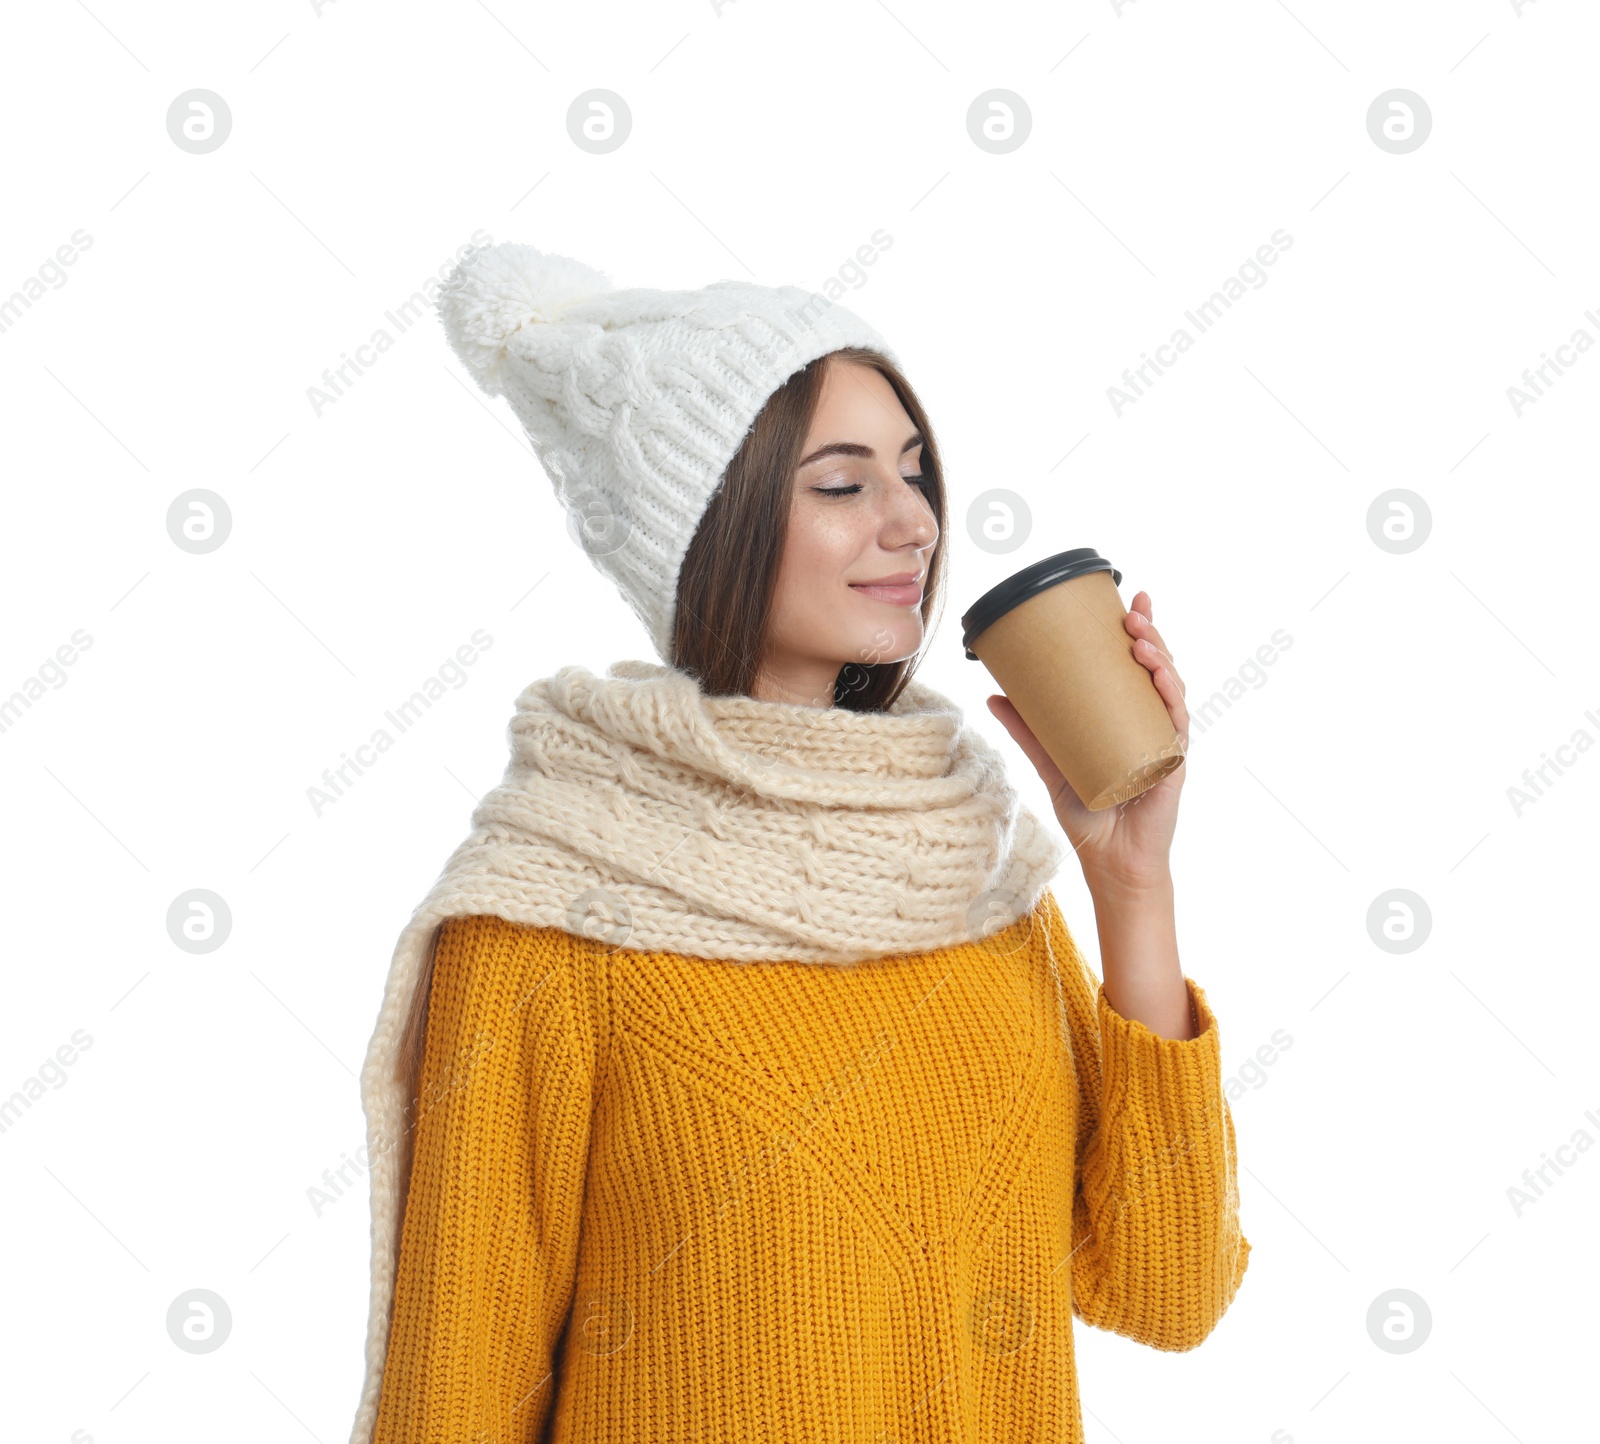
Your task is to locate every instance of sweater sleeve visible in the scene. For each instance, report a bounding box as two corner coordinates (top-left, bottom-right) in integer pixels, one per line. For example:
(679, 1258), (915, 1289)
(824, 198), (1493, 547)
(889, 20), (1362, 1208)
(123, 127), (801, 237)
(1039, 889), (1251, 1351)
(371, 914), (601, 1444)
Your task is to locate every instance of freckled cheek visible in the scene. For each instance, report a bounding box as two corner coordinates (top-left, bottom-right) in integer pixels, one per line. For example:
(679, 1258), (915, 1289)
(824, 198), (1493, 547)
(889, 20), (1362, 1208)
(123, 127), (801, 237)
(788, 507), (875, 585)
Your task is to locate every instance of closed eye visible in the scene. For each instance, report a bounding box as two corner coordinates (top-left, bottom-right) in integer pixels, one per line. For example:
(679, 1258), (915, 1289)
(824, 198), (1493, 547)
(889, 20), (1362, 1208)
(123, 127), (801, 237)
(817, 474), (931, 498)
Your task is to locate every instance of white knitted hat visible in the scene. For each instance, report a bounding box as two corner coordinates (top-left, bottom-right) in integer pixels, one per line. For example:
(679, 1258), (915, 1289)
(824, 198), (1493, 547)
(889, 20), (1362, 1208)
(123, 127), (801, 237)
(436, 241), (901, 660)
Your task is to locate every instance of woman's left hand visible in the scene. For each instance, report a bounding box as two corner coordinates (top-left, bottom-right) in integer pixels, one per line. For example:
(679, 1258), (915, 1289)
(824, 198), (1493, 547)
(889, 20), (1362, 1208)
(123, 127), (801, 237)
(987, 589), (1188, 895)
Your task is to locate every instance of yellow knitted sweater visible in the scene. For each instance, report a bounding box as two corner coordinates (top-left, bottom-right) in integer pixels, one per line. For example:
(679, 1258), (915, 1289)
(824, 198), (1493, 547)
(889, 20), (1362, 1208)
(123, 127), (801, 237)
(370, 888), (1249, 1443)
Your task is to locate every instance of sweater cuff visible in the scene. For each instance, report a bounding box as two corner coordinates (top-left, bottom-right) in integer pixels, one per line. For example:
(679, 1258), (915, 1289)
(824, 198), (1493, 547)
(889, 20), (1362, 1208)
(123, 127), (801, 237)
(1096, 976), (1224, 1135)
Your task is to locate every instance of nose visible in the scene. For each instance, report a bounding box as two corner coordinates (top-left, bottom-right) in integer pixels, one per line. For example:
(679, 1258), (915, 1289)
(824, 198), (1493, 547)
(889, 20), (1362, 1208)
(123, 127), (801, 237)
(881, 470), (939, 553)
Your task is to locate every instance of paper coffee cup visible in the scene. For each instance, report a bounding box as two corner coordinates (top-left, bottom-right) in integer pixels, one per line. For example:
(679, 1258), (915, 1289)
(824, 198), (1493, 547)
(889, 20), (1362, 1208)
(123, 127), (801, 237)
(961, 548), (1184, 811)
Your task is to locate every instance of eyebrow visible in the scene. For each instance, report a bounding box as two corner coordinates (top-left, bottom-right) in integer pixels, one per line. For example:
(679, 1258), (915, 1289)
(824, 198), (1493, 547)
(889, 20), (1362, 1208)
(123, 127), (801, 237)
(797, 431), (924, 469)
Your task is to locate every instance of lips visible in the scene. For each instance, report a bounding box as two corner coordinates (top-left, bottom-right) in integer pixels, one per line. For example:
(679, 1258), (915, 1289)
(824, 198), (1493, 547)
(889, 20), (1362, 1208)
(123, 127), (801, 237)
(848, 573), (923, 606)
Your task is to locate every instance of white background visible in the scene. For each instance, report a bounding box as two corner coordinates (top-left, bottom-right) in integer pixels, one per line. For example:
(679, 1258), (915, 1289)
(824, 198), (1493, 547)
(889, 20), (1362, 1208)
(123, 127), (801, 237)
(2, 0), (1596, 1440)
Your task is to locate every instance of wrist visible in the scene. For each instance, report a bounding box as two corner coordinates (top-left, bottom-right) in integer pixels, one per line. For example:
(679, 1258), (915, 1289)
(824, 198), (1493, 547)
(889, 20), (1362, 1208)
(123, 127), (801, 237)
(1085, 866), (1174, 908)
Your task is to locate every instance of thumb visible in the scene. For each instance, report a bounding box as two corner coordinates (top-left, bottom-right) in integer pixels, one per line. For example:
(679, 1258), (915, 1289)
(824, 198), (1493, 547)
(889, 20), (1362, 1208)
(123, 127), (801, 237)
(986, 694), (1065, 792)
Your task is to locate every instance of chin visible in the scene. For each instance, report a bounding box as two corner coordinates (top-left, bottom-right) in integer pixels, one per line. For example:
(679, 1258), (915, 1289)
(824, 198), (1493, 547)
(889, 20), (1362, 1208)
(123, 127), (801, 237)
(839, 618), (924, 669)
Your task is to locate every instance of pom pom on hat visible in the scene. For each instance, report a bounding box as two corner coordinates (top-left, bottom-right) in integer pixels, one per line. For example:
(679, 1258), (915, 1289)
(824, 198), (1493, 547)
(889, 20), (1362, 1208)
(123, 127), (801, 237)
(437, 242), (614, 397)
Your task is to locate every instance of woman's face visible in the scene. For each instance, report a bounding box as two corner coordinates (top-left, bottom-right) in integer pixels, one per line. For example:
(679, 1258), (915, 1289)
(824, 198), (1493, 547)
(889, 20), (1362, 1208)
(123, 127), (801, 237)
(757, 357), (940, 706)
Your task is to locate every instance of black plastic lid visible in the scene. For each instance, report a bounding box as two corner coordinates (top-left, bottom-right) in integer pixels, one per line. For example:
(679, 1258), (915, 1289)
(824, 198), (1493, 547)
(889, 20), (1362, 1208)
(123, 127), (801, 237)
(961, 548), (1122, 659)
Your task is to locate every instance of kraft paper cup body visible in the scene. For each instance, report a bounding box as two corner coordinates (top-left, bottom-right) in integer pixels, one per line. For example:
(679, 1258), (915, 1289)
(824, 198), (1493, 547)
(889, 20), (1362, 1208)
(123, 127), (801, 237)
(971, 570), (1184, 810)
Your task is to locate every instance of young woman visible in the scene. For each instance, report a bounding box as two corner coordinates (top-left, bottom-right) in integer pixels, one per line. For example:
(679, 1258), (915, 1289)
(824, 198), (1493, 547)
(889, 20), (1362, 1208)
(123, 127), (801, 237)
(348, 244), (1249, 1444)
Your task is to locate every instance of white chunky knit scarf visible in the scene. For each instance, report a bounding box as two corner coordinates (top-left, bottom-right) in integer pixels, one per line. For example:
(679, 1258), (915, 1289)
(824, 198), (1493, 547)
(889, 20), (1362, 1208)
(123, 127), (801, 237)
(347, 658), (1063, 1444)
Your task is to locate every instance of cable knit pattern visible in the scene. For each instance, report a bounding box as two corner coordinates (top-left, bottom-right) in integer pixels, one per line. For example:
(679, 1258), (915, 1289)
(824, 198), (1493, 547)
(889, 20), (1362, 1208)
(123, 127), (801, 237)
(368, 893), (1249, 1444)
(348, 660), (1066, 1444)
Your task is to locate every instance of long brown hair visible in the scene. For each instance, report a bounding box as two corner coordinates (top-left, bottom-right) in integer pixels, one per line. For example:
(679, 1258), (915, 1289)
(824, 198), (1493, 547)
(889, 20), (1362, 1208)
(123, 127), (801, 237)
(670, 346), (948, 712)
